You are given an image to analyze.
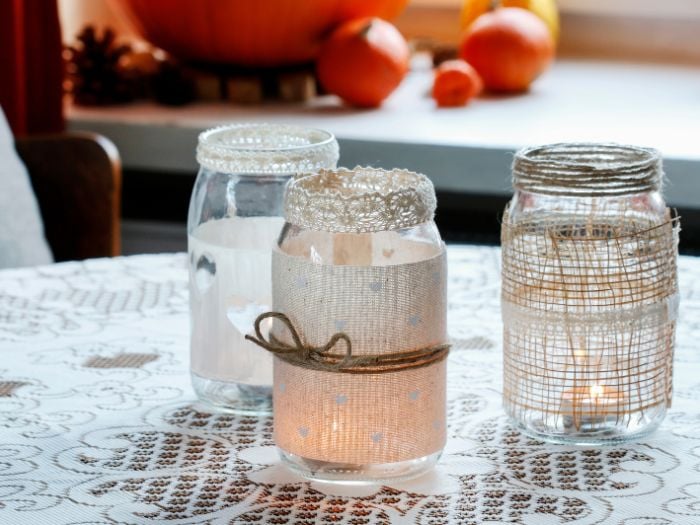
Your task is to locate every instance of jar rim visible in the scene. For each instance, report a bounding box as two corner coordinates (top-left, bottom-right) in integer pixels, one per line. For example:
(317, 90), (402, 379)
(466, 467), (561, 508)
(284, 167), (437, 233)
(196, 123), (339, 174)
(198, 123), (336, 152)
(513, 143), (662, 197)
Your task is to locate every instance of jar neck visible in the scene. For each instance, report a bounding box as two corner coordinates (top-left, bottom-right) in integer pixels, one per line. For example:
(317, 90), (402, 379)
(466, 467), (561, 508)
(278, 221), (443, 266)
(512, 143), (662, 198)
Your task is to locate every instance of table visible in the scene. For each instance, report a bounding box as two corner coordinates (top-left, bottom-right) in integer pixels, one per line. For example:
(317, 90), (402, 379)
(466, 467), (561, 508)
(0, 246), (699, 524)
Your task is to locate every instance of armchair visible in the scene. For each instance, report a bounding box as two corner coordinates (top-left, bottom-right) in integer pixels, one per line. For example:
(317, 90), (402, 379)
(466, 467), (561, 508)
(15, 132), (122, 261)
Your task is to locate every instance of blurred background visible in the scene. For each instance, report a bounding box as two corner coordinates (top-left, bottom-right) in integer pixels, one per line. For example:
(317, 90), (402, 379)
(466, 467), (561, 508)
(2, 0), (699, 264)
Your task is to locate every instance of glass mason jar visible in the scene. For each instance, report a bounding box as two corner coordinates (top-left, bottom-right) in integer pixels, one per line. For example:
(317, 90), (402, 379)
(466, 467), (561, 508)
(260, 167), (448, 483)
(501, 143), (679, 445)
(188, 124), (338, 414)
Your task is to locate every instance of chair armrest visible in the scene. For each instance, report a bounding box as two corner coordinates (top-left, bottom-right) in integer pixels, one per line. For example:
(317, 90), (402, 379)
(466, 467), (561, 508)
(15, 132), (122, 261)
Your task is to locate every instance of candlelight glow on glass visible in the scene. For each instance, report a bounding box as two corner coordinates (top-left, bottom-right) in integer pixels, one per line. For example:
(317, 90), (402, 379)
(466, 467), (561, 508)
(560, 385), (627, 433)
(271, 168), (448, 482)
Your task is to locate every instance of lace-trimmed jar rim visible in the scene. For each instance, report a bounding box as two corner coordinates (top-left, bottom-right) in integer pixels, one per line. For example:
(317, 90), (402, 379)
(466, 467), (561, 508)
(285, 167), (438, 233)
(513, 143), (662, 197)
(196, 123), (339, 175)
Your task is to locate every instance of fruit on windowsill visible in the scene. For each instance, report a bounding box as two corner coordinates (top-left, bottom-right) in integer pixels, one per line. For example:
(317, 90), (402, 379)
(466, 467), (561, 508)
(460, 0), (559, 42)
(316, 17), (410, 108)
(116, 0), (409, 67)
(432, 59), (483, 107)
(459, 7), (554, 93)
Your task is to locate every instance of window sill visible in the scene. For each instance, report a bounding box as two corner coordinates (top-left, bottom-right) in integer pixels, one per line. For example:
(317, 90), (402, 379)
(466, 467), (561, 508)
(556, 0), (700, 19)
(67, 58), (700, 208)
(395, 2), (700, 64)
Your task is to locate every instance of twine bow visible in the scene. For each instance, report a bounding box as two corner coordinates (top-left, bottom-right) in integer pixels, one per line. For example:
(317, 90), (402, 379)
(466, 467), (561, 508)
(245, 312), (450, 374)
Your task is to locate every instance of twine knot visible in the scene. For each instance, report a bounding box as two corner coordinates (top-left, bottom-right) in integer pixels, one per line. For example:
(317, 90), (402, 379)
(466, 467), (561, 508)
(245, 312), (449, 374)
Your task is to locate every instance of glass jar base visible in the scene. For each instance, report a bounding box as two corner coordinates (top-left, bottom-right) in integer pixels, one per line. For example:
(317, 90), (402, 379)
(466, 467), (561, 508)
(191, 372), (272, 416)
(279, 449), (441, 484)
(509, 415), (663, 446)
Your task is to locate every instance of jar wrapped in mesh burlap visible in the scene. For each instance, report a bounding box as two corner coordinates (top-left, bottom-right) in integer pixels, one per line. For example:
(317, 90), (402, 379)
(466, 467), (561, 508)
(501, 143), (679, 443)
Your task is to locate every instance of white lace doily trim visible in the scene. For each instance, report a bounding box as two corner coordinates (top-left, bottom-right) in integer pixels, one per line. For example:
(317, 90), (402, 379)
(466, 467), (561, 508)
(196, 123), (339, 175)
(284, 167), (437, 233)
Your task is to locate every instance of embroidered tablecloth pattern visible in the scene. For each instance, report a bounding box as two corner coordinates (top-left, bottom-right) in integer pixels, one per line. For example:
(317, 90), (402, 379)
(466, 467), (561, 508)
(0, 247), (699, 524)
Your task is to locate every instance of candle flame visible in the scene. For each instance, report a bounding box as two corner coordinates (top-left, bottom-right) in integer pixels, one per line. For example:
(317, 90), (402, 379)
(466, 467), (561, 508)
(590, 384), (604, 398)
(573, 348), (587, 359)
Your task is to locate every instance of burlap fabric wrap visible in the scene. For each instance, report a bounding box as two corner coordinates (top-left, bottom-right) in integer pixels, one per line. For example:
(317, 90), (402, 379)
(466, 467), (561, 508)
(501, 144), (679, 433)
(270, 168), (448, 465)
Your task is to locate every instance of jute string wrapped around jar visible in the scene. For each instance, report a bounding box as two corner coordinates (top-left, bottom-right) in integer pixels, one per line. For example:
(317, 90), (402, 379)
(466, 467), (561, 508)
(501, 143), (679, 444)
(248, 167), (448, 481)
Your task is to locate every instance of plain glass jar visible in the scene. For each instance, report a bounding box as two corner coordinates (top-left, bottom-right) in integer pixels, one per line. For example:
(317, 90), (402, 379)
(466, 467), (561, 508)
(501, 143), (679, 445)
(188, 124), (338, 414)
(270, 167), (448, 483)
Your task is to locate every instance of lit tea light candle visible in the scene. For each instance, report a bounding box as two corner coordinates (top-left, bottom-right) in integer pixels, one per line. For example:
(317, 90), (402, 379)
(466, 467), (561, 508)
(590, 384), (604, 397)
(561, 384), (626, 432)
(572, 348), (588, 360)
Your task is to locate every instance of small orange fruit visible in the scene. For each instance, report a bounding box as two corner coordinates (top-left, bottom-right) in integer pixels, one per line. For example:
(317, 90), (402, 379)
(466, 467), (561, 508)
(316, 17), (410, 107)
(460, 0), (560, 43)
(432, 59), (483, 107)
(459, 7), (554, 93)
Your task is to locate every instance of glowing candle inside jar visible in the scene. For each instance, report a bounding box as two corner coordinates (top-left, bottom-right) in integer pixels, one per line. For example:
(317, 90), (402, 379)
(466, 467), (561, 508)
(561, 384), (626, 432)
(573, 348), (588, 360)
(590, 384), (604, 397)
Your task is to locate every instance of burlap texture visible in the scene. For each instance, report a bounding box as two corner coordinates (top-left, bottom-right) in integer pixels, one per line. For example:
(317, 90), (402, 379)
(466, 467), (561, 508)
(271, 248), (447, 464)
(502, 209), (679, 430)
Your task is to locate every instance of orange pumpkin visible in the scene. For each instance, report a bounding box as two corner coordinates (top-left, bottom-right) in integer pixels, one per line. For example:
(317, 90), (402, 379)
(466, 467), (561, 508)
(112, 0), (409, 66)
(459, 7), (554, 92)
(316, 17), (409, 108)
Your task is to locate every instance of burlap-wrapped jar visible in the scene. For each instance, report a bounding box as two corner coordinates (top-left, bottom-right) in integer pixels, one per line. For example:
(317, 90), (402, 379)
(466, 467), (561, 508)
(501, 143), (679, 445)
(248, 167), (448, 482)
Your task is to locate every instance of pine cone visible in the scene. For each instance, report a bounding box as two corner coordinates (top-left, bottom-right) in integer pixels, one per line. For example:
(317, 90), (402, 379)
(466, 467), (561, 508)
(65, 26), (135, 105)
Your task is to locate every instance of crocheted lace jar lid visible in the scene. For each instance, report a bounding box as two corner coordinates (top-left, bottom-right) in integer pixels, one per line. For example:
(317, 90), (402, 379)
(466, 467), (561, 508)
(284, 167), (437, 233)
(196, 123), (339, 175)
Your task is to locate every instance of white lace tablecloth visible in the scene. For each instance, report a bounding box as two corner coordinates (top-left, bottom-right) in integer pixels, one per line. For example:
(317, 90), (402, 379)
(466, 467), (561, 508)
(1, 246), (699, 525)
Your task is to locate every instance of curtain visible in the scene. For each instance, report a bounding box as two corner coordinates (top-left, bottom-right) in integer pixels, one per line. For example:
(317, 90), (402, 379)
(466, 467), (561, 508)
(0, 0), (64, 136)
